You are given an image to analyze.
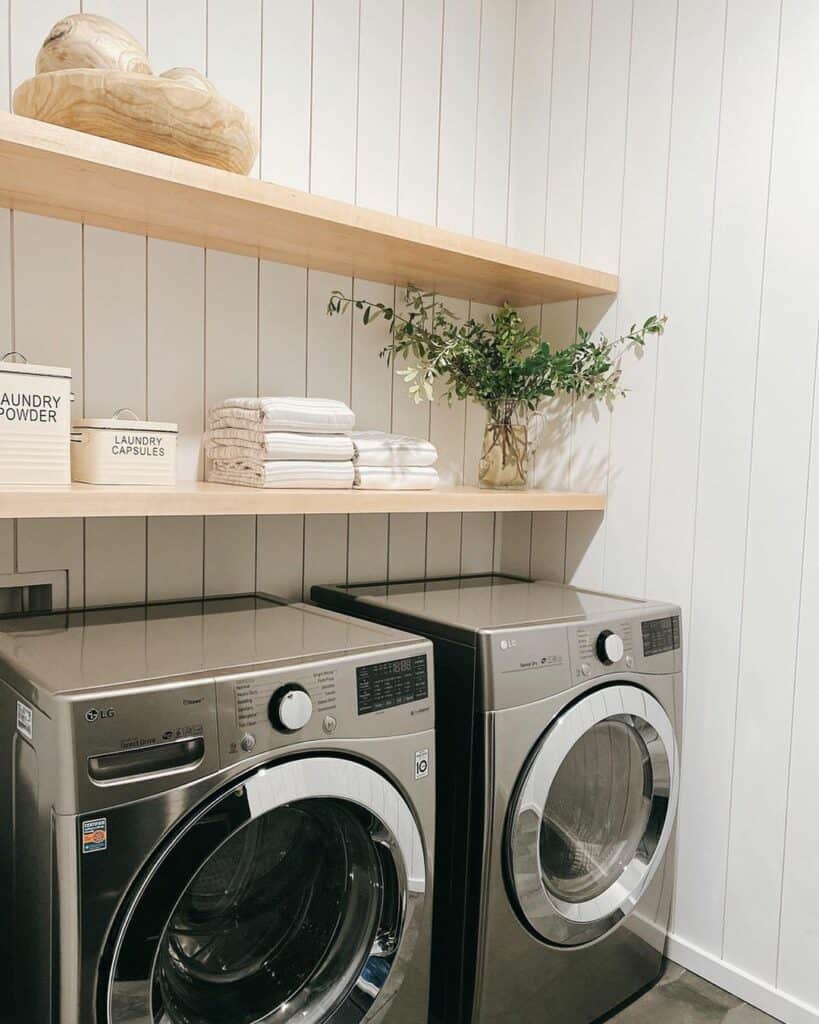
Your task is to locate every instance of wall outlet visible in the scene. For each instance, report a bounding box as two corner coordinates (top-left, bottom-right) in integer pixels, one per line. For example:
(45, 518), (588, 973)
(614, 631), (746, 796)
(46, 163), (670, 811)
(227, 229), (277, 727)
(0, 571), (68, 616)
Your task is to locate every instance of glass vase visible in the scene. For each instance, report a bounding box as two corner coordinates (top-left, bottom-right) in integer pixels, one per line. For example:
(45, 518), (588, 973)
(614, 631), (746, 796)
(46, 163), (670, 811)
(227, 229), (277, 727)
(478, 400), (534, 489)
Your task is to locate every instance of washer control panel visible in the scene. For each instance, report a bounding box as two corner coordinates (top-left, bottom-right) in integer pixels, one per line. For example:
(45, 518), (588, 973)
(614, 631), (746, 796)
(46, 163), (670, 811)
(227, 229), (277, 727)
(215, 641), (434, 765)
(232, 668), (335, 742)
(268, 685), (314, 732)
(356, 655), (428, 716)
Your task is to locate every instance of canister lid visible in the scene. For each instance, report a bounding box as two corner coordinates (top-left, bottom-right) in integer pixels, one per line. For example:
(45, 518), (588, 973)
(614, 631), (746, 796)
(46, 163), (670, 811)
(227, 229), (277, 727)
(0, 353), (71, 379)
(73, 408), (178, 433)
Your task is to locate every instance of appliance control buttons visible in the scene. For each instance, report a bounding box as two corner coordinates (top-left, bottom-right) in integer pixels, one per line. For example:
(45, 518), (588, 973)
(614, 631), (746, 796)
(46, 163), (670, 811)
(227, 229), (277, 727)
(596, 630), (625, 665)
(269, 685), (314, 733)
(323, 714), (338, 734)
(240, 733), (256, 752)
(581, 663), (591, 677)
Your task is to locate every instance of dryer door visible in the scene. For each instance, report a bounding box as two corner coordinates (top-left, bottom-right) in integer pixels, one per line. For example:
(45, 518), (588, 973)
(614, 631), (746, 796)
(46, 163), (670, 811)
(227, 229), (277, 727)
(506, 684), (678, 947)
(106, 756), (426, 1023)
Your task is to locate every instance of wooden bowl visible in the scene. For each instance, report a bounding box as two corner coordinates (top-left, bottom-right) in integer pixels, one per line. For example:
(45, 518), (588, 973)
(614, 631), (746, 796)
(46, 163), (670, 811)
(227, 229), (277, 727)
(13, 68), (258, 175)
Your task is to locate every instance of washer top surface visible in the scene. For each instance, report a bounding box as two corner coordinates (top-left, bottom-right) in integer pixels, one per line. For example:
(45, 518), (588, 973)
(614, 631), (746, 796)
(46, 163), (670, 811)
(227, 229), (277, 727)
(319, 575), (649, 638)
(0, 595), (418, 697)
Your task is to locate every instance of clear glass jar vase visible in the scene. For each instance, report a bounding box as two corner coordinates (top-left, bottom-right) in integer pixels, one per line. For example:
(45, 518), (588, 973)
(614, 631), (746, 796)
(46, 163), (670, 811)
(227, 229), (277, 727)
(478, 400), (537, 489)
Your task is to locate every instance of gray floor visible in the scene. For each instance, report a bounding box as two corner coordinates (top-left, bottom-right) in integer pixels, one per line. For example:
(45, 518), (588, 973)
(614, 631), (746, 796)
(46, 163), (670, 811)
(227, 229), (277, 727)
(609, 962), (781, 1023)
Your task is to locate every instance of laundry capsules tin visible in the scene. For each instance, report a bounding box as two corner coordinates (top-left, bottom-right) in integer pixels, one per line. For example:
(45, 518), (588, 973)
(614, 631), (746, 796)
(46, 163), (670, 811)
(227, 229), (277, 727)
(0, 352), (72, 486)
(71, 409), (178, 485)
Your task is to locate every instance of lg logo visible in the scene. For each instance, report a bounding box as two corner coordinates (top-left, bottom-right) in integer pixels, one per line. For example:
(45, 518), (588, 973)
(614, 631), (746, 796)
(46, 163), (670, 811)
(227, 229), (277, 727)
(85, 707), (115, 723)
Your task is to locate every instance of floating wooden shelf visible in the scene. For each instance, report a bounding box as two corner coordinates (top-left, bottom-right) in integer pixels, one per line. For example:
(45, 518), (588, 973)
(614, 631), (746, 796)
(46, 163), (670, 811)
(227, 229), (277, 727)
(0, 113), (618, 306)
(0, 482), (605, 519)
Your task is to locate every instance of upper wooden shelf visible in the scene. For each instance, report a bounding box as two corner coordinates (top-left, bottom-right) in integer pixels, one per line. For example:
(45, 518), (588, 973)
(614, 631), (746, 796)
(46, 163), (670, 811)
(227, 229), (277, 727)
(0, 113), (618, 307)
(0, 482), (605, 519)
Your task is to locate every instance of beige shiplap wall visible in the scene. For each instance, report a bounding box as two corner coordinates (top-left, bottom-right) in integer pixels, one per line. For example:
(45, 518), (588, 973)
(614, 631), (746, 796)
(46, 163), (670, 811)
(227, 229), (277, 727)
(1, 1), (819, 1022)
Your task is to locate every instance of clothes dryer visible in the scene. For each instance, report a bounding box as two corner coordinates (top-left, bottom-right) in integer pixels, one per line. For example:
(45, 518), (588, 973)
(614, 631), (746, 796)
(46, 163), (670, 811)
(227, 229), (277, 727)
(312, 575), (681, 1024)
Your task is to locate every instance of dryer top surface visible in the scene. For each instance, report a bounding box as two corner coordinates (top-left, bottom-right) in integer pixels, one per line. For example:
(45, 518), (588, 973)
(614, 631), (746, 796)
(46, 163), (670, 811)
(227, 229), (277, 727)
(0, 596), (420, 697)
(319, 575), (662, 640)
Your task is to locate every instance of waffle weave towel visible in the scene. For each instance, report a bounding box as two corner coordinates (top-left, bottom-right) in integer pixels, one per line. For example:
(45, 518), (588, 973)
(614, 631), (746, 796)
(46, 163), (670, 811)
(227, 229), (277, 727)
(208, 458), (354, 489)
(206, 430), (354, 462)
(209, 396), (355, 435)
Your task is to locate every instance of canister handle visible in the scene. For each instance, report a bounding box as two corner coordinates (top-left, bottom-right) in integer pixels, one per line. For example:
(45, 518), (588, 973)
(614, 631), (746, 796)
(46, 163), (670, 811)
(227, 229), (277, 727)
(112, 408), (141, 421)
(0, 351), (28, 363)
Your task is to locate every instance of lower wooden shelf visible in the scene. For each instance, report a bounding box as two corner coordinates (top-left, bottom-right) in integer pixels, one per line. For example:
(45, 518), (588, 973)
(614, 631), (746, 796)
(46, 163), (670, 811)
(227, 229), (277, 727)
(0, 482), (606, 519)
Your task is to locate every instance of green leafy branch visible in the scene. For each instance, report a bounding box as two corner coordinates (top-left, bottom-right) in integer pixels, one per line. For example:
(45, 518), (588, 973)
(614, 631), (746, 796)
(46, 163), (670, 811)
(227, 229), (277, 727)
(327, 285), (667, 409)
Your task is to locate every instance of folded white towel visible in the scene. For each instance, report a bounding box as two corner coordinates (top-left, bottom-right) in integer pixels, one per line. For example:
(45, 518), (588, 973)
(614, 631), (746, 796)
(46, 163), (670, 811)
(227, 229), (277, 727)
(354, 466), (440, 490)
(352, 430), (438, 467)
(207, 430), (354, 462)
(209, 396), (355, 434)
(208, 458), (354, 489)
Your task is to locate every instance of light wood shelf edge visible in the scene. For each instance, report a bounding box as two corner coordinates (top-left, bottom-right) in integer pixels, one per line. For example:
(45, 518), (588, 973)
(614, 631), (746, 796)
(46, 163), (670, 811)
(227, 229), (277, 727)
(0, 113), (618, 307)
(0, 482), (607, 519)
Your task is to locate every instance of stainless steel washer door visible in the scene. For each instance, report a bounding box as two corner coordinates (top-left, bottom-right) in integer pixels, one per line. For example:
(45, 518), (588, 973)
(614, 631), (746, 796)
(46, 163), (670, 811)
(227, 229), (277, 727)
(507, 685), (678, 947)
(107, 757), (427, 1023)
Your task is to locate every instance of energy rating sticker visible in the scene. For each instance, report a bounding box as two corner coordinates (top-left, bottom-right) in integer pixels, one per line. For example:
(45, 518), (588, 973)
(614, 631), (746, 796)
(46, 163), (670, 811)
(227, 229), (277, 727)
(16, 701), (32, 741)
(82, 818), (108, 854)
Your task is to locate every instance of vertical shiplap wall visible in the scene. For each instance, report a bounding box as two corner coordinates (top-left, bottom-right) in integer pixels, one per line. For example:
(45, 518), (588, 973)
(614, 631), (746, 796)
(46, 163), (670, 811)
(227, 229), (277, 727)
(495, 1), (819, 1021)
(1, 2), (818, 1020)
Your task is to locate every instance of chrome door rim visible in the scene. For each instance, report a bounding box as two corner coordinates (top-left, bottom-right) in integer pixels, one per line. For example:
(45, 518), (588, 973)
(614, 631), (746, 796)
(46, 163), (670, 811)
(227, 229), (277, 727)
(108, 755), (427, 1023)
(508, 685), (678, 947)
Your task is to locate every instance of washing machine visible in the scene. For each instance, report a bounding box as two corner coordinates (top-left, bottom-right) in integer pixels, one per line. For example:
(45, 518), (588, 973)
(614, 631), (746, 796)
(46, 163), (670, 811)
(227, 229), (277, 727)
(0, 595), (435, 1024)
(312, 574), (682, 1024)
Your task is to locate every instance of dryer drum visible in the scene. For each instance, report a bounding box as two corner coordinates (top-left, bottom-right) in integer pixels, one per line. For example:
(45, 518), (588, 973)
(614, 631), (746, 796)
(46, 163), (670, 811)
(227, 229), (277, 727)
(507, 684), (679, 948)
(538, 719), (654, 905)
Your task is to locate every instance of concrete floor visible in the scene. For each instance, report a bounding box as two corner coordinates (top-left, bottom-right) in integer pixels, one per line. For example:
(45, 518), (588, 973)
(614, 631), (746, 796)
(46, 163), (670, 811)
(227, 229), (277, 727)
(609, 962), (781, 1023)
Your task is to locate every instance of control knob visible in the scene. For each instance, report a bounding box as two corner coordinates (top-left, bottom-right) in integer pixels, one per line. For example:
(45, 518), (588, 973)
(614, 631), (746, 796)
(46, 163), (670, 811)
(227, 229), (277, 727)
(596, 630), (625, 666)
(268, 685), (313, 733)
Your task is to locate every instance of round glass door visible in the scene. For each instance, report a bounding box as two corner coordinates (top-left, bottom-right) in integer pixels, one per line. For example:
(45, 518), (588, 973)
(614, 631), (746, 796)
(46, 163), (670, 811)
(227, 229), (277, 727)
(108, 757), (426, 1023)
(507, 685), (678, 948)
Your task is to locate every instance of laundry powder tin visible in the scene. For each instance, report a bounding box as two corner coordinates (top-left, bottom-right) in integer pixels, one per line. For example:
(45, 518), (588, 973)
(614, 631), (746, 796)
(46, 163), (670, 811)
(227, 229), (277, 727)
(71, 409), (178, 485)
(0, 352), (72, 486)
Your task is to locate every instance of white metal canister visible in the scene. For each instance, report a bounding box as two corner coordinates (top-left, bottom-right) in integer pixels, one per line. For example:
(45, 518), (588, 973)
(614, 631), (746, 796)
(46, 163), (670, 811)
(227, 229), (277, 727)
(0, 351), (72, 486)
(71, 409), (178, 485)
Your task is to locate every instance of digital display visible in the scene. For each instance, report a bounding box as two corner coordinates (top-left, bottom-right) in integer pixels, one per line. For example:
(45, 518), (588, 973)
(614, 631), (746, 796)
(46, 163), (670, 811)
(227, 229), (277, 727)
(641, 616), (681, 657)
(356, 655), (429, 715)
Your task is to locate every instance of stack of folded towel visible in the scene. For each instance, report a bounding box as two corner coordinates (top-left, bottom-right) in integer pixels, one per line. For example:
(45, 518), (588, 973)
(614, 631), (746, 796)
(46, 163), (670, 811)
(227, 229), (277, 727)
(206, 396), (356, 488)
(352, 431), (439, 490)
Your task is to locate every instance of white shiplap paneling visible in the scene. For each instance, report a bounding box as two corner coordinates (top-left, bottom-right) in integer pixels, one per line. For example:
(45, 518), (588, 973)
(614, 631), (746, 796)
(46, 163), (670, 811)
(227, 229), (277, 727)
(679, 0), (780, 958)
(498, 1), (819, 1018)
(723, 0), (819, 983)
(650, 0), (727, 943)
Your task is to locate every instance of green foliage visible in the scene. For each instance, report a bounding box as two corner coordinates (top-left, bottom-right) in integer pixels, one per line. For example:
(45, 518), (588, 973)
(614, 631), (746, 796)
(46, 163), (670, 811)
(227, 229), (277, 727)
(327, 285), (667, 409)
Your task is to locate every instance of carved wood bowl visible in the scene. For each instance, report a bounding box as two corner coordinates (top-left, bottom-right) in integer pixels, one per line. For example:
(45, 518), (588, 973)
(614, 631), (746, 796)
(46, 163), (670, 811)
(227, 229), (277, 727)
(13, 68), (259, 175)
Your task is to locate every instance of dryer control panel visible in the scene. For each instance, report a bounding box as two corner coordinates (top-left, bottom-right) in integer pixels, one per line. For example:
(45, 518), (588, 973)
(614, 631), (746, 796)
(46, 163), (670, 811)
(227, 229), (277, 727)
(568, 609), (682, 683)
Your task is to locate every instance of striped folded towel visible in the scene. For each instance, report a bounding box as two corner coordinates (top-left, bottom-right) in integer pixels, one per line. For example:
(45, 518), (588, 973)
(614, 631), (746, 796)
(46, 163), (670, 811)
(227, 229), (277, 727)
(206, 430), (354, 462)
(352, 431), (438, 468)
(208, 458), (354, 489)
(209, 396), (355, 435)
(354, 466), (440, 490)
